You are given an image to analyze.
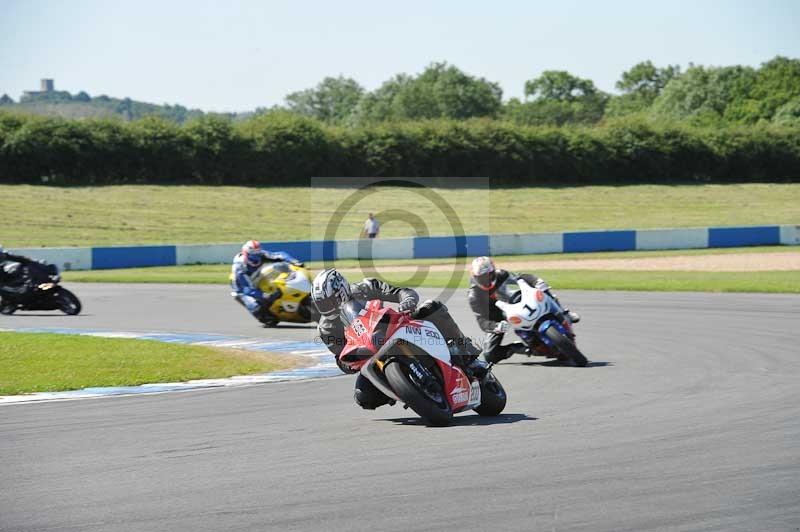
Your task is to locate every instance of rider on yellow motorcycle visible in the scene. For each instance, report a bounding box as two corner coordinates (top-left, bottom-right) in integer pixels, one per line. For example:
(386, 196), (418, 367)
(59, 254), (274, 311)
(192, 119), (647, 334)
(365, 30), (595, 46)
(231, 240), (301, 327)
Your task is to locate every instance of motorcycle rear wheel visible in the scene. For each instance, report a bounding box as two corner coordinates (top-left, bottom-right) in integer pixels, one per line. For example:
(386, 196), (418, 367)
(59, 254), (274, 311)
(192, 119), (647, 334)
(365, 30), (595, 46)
(544, 326), (588, 367)
(56, 289), (82, 316)
(0, 299), (16, 315)
(385, 361), (453, 426)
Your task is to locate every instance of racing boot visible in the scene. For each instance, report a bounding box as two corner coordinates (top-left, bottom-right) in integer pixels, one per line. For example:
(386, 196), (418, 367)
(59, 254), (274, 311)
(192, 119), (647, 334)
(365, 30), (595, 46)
(256, 288), (283, 326)
(466, 358), (489, 380)
(544, 289), (580, 323)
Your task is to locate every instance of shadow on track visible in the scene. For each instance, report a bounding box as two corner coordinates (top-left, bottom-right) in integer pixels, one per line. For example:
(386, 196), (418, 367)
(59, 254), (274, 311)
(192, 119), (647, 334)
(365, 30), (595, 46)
(380, 413), (537, 427)
(267, 324), (318, 330)
(507, 360), (612, 368)
(0, 313), (86, 318)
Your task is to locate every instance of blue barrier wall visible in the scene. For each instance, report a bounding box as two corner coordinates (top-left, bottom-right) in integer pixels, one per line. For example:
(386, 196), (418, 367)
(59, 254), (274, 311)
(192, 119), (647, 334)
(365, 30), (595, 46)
(708, 226), (781, 248)
(260, 240), (337, 263)
(413, 235), (490, 258)
(92, 246), (177, 270)
(563, 230), (637, 253)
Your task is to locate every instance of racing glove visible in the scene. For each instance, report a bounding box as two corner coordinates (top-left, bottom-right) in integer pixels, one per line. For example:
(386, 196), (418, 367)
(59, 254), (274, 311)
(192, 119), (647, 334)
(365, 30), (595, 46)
(493, 320), (510, 334)
(535, 278), (551, 292)
(398, 297), (417, 313)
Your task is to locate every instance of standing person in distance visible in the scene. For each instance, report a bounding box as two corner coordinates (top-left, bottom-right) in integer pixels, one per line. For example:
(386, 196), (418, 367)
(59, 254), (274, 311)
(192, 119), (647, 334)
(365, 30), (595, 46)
(361, 213), (380, 239)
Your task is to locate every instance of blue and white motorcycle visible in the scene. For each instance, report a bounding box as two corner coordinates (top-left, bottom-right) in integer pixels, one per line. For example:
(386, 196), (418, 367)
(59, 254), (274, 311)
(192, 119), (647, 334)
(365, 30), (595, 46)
(495, 278), (588, 367)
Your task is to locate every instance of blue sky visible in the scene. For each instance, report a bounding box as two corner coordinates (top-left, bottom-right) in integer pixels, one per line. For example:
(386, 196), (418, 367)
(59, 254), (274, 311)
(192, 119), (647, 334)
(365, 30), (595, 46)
(1, 0), (799, 112)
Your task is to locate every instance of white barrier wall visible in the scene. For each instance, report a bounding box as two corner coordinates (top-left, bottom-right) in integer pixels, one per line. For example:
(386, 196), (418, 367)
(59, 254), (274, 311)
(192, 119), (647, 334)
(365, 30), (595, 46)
(335, 238), (415, 260)
(176, 244), (241, 265)
(635, 228), (709, 251)
(489, 233), (564, 255)
(10, 247), (93, 271)
(780, 225), (800, 245)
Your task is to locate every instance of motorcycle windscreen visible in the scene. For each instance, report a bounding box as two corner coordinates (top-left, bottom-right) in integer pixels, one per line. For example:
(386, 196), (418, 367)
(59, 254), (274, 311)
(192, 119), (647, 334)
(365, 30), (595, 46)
(339, 299), (366, 327)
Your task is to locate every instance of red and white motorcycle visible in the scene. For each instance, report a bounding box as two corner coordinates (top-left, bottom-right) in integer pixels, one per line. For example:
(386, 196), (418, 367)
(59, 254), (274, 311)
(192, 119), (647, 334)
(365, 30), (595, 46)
(338, 299), (507, 426)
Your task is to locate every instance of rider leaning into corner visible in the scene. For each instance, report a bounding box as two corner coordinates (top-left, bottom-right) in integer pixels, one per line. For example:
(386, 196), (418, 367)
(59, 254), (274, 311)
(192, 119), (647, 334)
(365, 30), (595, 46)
(311, 268), (483, 410)
(231, 240), (301, 327)
(0, 244), (38, 302)
(469, 256), (581, 364)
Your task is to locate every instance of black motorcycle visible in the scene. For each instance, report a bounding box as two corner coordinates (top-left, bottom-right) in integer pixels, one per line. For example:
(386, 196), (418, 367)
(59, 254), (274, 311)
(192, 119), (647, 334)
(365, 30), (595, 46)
(0, 261), (82, 315)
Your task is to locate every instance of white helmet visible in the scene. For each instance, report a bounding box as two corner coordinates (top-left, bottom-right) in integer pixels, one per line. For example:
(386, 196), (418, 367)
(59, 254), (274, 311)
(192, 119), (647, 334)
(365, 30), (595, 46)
(311, 269), (352, 315)
(471, 256), (497, 290)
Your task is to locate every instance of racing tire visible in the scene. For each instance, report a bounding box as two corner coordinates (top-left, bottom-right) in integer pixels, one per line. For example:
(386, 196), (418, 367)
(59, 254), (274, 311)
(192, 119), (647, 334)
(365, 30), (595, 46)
(56, 289), (82, 316)
(544, 326), (588, 367)
(473, 372), (507, 417)
(385, 361), (453, 427)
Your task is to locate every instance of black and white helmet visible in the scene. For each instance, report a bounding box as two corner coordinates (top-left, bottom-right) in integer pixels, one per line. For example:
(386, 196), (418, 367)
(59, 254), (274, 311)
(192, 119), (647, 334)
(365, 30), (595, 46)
(311, 268), (352, 315)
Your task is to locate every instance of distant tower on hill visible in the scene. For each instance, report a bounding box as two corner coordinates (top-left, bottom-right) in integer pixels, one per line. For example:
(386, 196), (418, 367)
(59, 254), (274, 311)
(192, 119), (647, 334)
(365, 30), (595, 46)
(23, 78), (56, 98)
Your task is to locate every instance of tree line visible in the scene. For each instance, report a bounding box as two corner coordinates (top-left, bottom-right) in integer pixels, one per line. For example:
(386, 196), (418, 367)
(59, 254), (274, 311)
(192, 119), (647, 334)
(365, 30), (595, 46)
(2, 56), (799, 127)
(282, 57), (800, 127)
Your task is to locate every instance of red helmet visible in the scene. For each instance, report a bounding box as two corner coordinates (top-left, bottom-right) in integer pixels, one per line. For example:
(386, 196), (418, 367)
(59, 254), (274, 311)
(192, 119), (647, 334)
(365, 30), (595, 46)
(471, 256), (497, 290)
(242, 240), (263, 268)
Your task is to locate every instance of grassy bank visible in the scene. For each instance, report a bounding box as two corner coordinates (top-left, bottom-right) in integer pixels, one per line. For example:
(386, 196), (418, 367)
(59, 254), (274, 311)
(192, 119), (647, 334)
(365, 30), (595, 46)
(0, 332), (298, 395)
(4, 183), (800, 247)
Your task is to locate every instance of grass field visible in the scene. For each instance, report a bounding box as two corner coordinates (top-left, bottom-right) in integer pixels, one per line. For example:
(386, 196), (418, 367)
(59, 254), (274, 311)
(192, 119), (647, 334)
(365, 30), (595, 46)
(4, 183), (800, 247)
(0, 332), (298, 395)
(60, 246), (800, 293)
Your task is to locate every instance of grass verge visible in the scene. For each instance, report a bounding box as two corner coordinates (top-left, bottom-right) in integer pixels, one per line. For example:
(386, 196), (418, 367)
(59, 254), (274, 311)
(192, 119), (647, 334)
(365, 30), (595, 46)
(60, 246), (800, 293)
(4, 184), (799, 247)
(0, 332), (299, 395)
(369, 270), (800, 293)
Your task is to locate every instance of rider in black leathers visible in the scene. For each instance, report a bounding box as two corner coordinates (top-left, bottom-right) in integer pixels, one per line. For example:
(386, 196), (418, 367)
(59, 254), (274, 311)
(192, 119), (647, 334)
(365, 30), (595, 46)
(0, 245), (37, 302)
(469, 256), (580, 364)
(313, 270), (480, 410)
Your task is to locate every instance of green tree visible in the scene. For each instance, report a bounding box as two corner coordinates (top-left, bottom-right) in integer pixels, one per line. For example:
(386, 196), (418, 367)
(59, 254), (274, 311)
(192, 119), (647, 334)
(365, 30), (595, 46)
(524, 70), (599, 102)
(773, 97), (800, 126)
(606, 61), (680, 117)
(651, 65), (757, 123)
(508, 70), (607, 125)
(616, 61), (680, 102)
(744, 56), (800, 122)
(0, 94), (14, 105)
(285, 76), (365, 124)
(352, 74), (413, 123)
(352, 63), (502, 123)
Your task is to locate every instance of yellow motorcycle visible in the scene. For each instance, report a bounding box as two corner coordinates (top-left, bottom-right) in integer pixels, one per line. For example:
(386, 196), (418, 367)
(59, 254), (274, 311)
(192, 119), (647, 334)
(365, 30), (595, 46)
(231, 261), (320, 326)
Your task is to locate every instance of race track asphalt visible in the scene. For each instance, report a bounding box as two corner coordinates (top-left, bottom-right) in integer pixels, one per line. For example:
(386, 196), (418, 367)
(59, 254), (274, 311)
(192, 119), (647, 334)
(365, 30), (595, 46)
(2, 284), (799, 532)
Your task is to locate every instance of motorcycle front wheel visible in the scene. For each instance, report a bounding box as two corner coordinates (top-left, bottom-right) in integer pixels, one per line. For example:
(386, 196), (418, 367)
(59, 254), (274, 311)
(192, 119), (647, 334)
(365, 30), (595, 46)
(56, 289), (82, 316)
(385, 361), (453, 426)
(544, 326), (588, 367)
(473, 372), (507, 416)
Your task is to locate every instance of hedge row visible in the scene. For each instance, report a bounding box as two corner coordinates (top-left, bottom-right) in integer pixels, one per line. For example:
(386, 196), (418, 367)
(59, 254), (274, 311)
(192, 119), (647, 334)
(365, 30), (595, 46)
(1, 111), (798, 185)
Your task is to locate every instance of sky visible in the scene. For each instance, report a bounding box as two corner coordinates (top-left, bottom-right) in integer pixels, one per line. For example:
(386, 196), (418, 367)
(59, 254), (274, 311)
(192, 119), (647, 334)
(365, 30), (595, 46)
(1, 0), (799, 112)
